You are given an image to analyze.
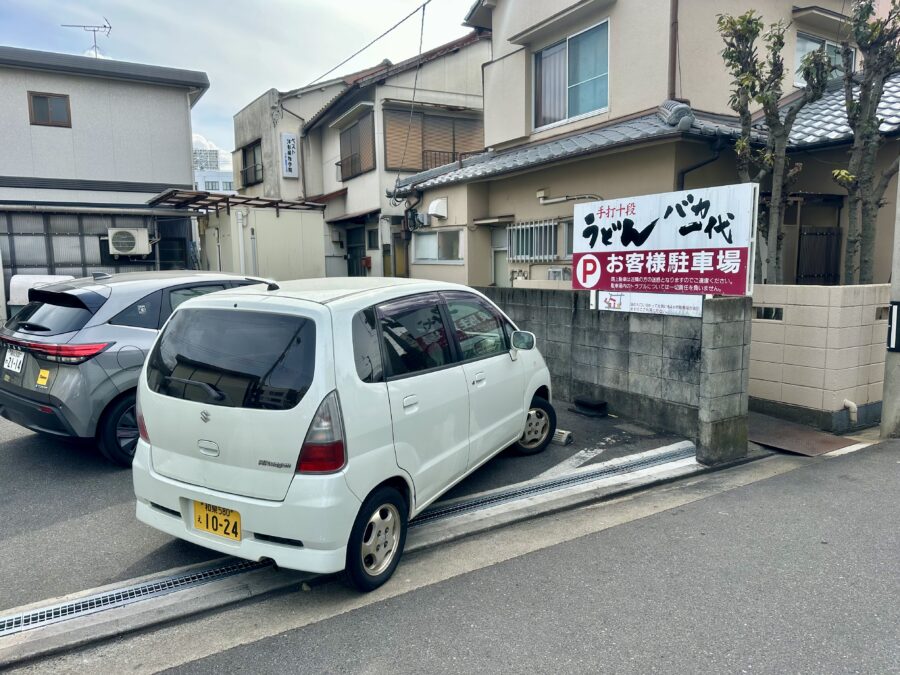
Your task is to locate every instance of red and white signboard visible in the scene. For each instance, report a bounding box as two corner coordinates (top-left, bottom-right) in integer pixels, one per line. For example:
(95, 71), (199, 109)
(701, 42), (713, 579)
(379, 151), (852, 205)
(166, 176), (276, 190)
(572, 184), (757, 296)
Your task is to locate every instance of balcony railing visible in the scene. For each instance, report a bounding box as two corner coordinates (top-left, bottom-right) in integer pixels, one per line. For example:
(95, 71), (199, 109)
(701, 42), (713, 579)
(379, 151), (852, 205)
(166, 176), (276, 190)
(422, 150), (457, 170)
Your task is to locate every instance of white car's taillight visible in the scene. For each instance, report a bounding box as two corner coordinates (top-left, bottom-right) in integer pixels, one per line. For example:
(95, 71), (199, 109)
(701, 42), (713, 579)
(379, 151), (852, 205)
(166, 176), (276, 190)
(136, 391), (150, 444)
(296, 391), (346, 473)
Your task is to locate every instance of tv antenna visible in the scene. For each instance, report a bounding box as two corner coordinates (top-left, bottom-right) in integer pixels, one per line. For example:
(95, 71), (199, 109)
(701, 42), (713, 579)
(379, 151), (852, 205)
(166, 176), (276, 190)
(61, 18), (111, 58)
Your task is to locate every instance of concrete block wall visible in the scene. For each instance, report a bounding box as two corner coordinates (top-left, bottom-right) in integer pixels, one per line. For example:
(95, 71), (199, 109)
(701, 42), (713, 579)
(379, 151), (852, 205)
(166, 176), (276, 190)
(478, 287), (751, 465)
(749, 284), (888, 431)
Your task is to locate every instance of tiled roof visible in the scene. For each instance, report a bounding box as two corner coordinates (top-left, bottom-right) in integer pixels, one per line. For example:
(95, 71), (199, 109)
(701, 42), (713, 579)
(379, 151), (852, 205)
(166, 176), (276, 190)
(393, 76), (900, 195)
(789, 73), (900, 146)
(394, 106), (753, 194)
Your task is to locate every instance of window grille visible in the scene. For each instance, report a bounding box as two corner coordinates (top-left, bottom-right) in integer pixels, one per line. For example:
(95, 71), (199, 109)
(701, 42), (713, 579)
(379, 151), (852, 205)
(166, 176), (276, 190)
(507, 220), (558, 262)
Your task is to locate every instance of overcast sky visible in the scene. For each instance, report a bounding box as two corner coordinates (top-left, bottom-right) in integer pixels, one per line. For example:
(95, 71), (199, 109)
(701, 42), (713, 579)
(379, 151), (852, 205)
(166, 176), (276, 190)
(0, 0), (473, 165)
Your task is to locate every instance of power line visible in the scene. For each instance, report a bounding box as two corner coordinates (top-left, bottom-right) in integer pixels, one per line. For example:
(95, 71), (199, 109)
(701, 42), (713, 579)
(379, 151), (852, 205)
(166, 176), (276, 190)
(391, 3), (427, 207)
(307, 0), (433, 87)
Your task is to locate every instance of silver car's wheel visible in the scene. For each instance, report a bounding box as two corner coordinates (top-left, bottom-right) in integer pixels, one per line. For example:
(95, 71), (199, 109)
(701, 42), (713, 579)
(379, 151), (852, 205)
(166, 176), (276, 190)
(360, 503), (401, 577)
(346, 486), (408, 592)
(98, 393), (139, 467)
(116, 406), (139, 456)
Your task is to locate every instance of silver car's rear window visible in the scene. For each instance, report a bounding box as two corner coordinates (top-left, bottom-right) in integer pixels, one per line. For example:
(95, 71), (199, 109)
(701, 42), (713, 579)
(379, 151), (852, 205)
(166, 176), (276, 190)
(6, 301), (93, 336)
(146, 308), (316, 410)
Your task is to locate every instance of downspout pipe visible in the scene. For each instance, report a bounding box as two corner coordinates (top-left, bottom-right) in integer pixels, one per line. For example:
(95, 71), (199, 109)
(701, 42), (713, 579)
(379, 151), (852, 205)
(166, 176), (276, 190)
(677, 138), (723, 191)
(668, 0), (679, 100)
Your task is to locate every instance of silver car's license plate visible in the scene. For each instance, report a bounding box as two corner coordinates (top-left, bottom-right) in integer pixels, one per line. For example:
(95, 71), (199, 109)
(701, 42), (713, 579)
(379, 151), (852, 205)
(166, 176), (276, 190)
(3, 349), (24, 373)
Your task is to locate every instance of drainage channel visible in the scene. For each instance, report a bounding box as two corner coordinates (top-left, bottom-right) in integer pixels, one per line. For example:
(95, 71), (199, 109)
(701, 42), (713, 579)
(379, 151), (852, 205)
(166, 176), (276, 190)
(1, 443), (695, 639)
(411, 442), (696, 527)
(0, 559), (270, 639)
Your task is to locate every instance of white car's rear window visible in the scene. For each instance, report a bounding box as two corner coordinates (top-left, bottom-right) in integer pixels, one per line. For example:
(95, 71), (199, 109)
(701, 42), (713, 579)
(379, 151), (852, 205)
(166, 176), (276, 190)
(146, 308), (316, 410)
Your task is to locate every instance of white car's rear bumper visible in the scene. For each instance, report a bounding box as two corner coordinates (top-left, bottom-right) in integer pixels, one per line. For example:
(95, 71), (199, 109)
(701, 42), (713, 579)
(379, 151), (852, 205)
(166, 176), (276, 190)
(132, 441), (360, 575)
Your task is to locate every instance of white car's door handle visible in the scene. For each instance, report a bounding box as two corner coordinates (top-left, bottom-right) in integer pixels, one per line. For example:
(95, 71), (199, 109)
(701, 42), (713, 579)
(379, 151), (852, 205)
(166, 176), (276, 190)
(402, 395), (419, 409)
(472, 372), (486, 386)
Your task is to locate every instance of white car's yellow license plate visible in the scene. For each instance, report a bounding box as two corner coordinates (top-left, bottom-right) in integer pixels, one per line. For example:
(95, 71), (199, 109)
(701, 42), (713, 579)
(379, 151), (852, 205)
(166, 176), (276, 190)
(3, 349), (24, 373)
(193, 500), (241, 541)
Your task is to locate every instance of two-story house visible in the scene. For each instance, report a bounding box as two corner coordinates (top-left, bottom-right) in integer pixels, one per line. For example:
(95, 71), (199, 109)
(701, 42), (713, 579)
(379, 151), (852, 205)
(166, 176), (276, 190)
(233, 31), (491, 278)
(393, 1), (899, 288)
(0, 45), (209, 308)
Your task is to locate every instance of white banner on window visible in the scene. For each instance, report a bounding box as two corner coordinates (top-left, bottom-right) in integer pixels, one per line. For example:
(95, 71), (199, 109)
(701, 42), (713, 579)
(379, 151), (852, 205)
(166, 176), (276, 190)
(281, 132), (299, 178)
(590, 290), (703, 318)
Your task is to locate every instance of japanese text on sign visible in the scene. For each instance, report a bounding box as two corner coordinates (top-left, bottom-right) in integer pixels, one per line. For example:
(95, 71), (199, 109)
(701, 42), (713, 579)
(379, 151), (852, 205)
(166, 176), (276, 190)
(281, 133), (299, 178)
(572, 183), (757, 296)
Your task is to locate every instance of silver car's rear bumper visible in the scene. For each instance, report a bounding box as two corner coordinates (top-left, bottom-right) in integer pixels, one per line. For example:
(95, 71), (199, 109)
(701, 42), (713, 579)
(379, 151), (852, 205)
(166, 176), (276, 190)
(0, 386), (80, 437)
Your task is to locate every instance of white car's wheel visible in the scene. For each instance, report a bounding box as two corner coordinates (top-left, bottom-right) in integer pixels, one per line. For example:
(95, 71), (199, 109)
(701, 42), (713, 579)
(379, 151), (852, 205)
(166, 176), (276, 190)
(346, 486), (408, 592)
(513, 396), (556, 456)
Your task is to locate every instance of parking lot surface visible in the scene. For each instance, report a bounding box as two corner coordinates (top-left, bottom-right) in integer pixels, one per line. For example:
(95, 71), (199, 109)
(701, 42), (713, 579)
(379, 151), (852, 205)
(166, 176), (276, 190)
(0, 402), (687, 610)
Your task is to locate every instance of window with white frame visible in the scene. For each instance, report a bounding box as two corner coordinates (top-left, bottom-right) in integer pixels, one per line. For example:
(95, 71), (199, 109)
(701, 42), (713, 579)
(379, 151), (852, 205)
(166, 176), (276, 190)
(794, 32), (853, 85)
(205, 181), (219, 191)
(534, 21), (609, 129)
(413, 229), (462, 262)
(563, 220), (574, 259)
(507, 221), (558, 262)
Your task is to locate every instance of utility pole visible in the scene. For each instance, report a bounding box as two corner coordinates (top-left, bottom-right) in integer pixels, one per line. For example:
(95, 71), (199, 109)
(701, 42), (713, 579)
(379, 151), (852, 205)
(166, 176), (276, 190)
(880, 175), (900, 437)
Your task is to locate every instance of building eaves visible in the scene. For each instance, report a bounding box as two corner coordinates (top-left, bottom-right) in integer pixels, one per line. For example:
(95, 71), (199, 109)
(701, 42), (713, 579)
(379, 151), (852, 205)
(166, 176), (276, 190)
(303, 30), (489, 133)
(0, 45), (209, 106)
(393, 103), (753, 195)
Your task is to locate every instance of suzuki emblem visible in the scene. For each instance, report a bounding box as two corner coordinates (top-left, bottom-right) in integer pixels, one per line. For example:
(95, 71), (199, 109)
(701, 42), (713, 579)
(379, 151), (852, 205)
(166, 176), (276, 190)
(200, 410), (210, 423)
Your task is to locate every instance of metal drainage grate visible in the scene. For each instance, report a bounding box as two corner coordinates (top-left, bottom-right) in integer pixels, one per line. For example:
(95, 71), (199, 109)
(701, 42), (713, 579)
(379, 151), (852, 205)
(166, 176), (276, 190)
(412, 443), (695, 527)
(0, 559), (270, 638)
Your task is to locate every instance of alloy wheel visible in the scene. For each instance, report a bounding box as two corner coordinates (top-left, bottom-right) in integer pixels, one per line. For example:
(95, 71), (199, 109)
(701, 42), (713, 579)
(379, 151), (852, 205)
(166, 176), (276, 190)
(360, 503), (401, 577)
(520, 408), (550, 450)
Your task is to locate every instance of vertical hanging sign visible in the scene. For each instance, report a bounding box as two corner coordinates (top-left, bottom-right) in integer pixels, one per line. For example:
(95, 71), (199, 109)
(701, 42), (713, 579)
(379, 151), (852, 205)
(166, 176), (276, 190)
(281, 132), (299, 178)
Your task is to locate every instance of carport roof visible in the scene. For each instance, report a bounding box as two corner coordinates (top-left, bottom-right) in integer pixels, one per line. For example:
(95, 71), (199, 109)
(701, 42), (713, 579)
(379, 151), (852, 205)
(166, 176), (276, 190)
(147, 189), (325, 214)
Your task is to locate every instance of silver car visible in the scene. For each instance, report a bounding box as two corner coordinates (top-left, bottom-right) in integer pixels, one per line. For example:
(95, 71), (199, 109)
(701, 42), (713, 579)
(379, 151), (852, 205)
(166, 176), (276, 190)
(0, 271), (261, 466)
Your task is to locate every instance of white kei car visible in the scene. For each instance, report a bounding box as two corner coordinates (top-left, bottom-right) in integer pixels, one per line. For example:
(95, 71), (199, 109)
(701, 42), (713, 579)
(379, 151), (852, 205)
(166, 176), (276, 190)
(132, 278), (556, 591)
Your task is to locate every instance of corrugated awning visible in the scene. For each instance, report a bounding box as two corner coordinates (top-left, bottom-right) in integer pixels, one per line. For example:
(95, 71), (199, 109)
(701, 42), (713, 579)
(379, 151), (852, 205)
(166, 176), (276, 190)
(326, 207), (380, 224)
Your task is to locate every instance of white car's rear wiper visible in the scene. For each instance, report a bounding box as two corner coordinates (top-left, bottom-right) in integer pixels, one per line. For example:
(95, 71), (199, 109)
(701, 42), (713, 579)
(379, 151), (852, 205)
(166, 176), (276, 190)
(164, 376), (226, 402)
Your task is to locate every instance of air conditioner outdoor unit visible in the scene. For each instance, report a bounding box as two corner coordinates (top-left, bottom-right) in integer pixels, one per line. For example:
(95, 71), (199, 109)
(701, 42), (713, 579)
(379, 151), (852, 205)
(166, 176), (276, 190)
(107, 228), (151, 256)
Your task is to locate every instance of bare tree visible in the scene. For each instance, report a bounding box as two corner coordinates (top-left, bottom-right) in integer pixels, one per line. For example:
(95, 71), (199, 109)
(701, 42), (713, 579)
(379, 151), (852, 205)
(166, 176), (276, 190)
(719, 12), (830, 283)
(832, 0), (900, 284)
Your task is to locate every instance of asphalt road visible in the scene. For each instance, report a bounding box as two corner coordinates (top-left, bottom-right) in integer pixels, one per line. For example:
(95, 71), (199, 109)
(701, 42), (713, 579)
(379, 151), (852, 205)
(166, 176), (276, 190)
(166, 441), (900, 675)
(0, 403), (680, 610)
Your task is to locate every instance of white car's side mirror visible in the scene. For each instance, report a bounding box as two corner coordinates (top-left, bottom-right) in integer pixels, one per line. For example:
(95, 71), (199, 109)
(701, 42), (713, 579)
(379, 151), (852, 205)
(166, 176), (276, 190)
(510, 330), (536, 360)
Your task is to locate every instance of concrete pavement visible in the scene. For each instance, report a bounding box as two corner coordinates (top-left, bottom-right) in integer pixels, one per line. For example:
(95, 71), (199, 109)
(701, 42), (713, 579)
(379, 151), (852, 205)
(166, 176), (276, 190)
(6, 441), (890, 673)
(166, 440), (899, 674)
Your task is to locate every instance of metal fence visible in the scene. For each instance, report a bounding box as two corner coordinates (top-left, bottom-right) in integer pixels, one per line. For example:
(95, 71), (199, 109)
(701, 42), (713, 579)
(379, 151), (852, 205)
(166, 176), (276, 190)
(0, 211), (192, 299)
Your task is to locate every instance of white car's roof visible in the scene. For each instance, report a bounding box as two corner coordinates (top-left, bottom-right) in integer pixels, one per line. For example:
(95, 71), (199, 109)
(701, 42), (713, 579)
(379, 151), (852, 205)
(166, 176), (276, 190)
(229, 277), (473, 306)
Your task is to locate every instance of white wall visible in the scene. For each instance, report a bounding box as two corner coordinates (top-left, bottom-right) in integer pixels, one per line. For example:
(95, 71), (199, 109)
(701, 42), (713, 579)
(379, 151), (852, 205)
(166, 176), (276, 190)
(0, 68), (193, 187)
(201, 208), (327, 280)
